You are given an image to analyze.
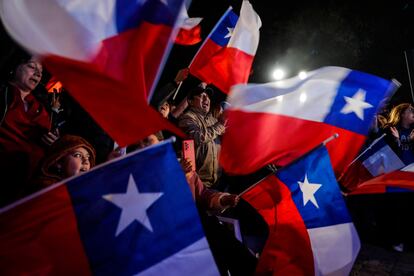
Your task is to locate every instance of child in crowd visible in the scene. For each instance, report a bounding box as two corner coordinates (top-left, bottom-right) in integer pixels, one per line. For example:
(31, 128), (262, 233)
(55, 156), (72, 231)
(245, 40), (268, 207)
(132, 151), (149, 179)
(30, 135), (95, 191)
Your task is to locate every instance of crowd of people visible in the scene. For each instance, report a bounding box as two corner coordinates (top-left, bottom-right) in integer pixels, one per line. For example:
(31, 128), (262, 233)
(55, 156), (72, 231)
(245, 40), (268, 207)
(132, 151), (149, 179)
(1, 49), (414, 273)
(0, 51), (260, 275)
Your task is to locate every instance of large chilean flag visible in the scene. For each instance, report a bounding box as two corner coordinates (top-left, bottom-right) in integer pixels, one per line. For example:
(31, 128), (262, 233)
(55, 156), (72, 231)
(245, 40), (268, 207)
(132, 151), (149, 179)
(242, 146), (360, 275)
(0, 141), (219, 275)
(220, 66), (398, 175)
(0, 0), (185, 146)
(189, 1), (261, 94)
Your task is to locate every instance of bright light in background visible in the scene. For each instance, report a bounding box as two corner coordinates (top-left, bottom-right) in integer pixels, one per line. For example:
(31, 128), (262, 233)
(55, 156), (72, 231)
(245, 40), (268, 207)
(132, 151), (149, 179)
(298, 71), (307, 80)
(272, 68), (285, 80)
(299, 93), (307, 103)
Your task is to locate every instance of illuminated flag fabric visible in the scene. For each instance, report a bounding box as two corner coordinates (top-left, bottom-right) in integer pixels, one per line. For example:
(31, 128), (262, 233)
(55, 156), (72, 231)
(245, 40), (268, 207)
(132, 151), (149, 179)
(339, 134), (406, 193)
(0, 0), (185, 146)
(242, 146), (360, 276)
(352, 162), (414, 194)
(189, 1), (261, 94)
(0, 141), (218, 275)
(220, 66), (398, 175)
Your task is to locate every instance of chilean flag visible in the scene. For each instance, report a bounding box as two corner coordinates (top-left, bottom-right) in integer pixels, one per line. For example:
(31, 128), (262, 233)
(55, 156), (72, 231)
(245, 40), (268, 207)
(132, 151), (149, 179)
(189, 1), (261, 94)
(175, 6), (202, 46)
(351, 162), (414, 194)
(242, 146), (360, 275)
(0, 141), (219, 275)
(220, 66), (398, 175)
(0, 0), (185, 146)
(339, 134), (406, 193)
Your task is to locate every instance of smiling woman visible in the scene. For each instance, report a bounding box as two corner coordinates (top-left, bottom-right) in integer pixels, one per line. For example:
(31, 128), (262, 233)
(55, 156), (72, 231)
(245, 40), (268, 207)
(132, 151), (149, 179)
(0, 54), (58, 206)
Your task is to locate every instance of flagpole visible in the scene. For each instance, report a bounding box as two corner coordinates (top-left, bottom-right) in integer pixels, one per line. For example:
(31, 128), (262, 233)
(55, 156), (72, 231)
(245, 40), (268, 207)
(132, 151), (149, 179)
(404, 50), (414, 103)
(343, 133), (386, 170)
(239, 133), (339, 196)
(171, 7), (234, 101)
(148, 1), (188, 102)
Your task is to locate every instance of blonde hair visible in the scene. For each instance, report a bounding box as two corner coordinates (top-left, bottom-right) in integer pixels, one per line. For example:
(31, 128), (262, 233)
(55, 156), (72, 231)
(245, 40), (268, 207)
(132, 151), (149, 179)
(386, 103), (413, 128)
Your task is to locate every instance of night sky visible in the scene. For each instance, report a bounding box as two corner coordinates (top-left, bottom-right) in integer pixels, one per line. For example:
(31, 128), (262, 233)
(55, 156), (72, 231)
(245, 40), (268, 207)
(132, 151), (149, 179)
(162, 0), (414, 105)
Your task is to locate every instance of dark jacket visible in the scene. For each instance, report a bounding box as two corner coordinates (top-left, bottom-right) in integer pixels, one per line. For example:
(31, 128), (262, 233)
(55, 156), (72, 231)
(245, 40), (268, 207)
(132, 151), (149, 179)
(0, 84), (13, 126)
(179, 107), (225, 187)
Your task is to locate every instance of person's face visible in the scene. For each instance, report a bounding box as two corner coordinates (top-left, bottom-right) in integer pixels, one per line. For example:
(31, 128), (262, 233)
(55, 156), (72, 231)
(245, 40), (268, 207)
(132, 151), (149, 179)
(60, 147), (91, 177)
(190, 92), (210, 113)
(401, 106), (414, 125)
(137, 134), (160, 149)
(14, 59), (43, 92)
(158, 102), (170, 118)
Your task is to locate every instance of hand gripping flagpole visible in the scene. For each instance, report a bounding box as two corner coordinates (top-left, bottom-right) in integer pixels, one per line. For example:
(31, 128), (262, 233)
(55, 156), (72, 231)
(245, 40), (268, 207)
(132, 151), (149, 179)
(239, 133), (340, 196)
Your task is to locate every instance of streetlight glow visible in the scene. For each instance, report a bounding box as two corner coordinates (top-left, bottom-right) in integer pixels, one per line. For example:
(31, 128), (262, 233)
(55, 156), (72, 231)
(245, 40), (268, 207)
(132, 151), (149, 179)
(298, 71), (307, 80)
(272, 68), (285, 80)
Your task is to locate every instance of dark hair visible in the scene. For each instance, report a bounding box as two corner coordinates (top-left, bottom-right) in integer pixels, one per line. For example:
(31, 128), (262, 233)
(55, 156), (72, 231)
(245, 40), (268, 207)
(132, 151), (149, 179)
(4, 49), (32, 81)
(187, 86), (213, 100)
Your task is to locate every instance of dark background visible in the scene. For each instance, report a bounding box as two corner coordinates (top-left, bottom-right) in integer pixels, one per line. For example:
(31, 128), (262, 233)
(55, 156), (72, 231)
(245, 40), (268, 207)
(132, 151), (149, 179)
(160, 0), (414, 105)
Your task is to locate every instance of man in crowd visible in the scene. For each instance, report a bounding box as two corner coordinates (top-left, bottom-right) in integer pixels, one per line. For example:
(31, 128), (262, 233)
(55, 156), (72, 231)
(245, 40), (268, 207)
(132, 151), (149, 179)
(178, 87), (226, 188)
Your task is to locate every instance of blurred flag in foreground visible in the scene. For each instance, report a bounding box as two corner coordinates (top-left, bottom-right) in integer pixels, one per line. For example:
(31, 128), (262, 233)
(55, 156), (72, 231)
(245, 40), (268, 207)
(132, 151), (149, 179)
(242, 146), (360, 275)
(0, 0), (185, 146)
(220, 66), (398, 175)
(189, 1), (261, 94)
(0, 141), (218, 275)
(339, 134), (406, 193)
(351, 162), (414, 194)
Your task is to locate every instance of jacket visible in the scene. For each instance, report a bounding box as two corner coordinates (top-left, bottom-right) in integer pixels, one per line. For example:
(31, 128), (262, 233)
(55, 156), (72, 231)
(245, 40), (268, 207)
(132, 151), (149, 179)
(179, 107), (225, 187)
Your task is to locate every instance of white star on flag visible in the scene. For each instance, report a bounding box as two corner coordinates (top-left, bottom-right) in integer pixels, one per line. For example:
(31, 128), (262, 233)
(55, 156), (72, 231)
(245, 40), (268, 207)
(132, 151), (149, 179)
(224, 27), (234, 38)
(103, 174), (163, 236)
(340, 89), (373, 120)
(298, 174), (322, 208)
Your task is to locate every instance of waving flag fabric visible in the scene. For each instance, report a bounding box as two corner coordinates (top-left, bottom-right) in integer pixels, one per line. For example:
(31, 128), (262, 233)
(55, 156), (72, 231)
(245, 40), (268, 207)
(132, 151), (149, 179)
(242, 146), (360, 276)
(0, 141), (218, 275)
(189, 1), (261, 94)
(220, 66), (398, 175)
(339, 134), (406, 193)
(352, 162), (414, 194)
(175, 6), (202, 46)
(0, 0), (185, 146)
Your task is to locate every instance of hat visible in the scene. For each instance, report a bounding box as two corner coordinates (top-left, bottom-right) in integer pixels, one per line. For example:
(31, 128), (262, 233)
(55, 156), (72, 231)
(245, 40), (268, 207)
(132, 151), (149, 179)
(40, 135), (96, 177)
(187, 86), (214, 99)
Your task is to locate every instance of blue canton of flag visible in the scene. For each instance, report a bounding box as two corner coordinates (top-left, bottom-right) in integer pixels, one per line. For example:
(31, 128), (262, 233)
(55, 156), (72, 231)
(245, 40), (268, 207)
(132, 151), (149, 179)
(209, 8), (238, 46)
(67, 140), (218, 275)
(277, 146), (353, 229)
(324, 70), (395, 135)
(116, 0), (184, 32)
(276, 146), (361, 275)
